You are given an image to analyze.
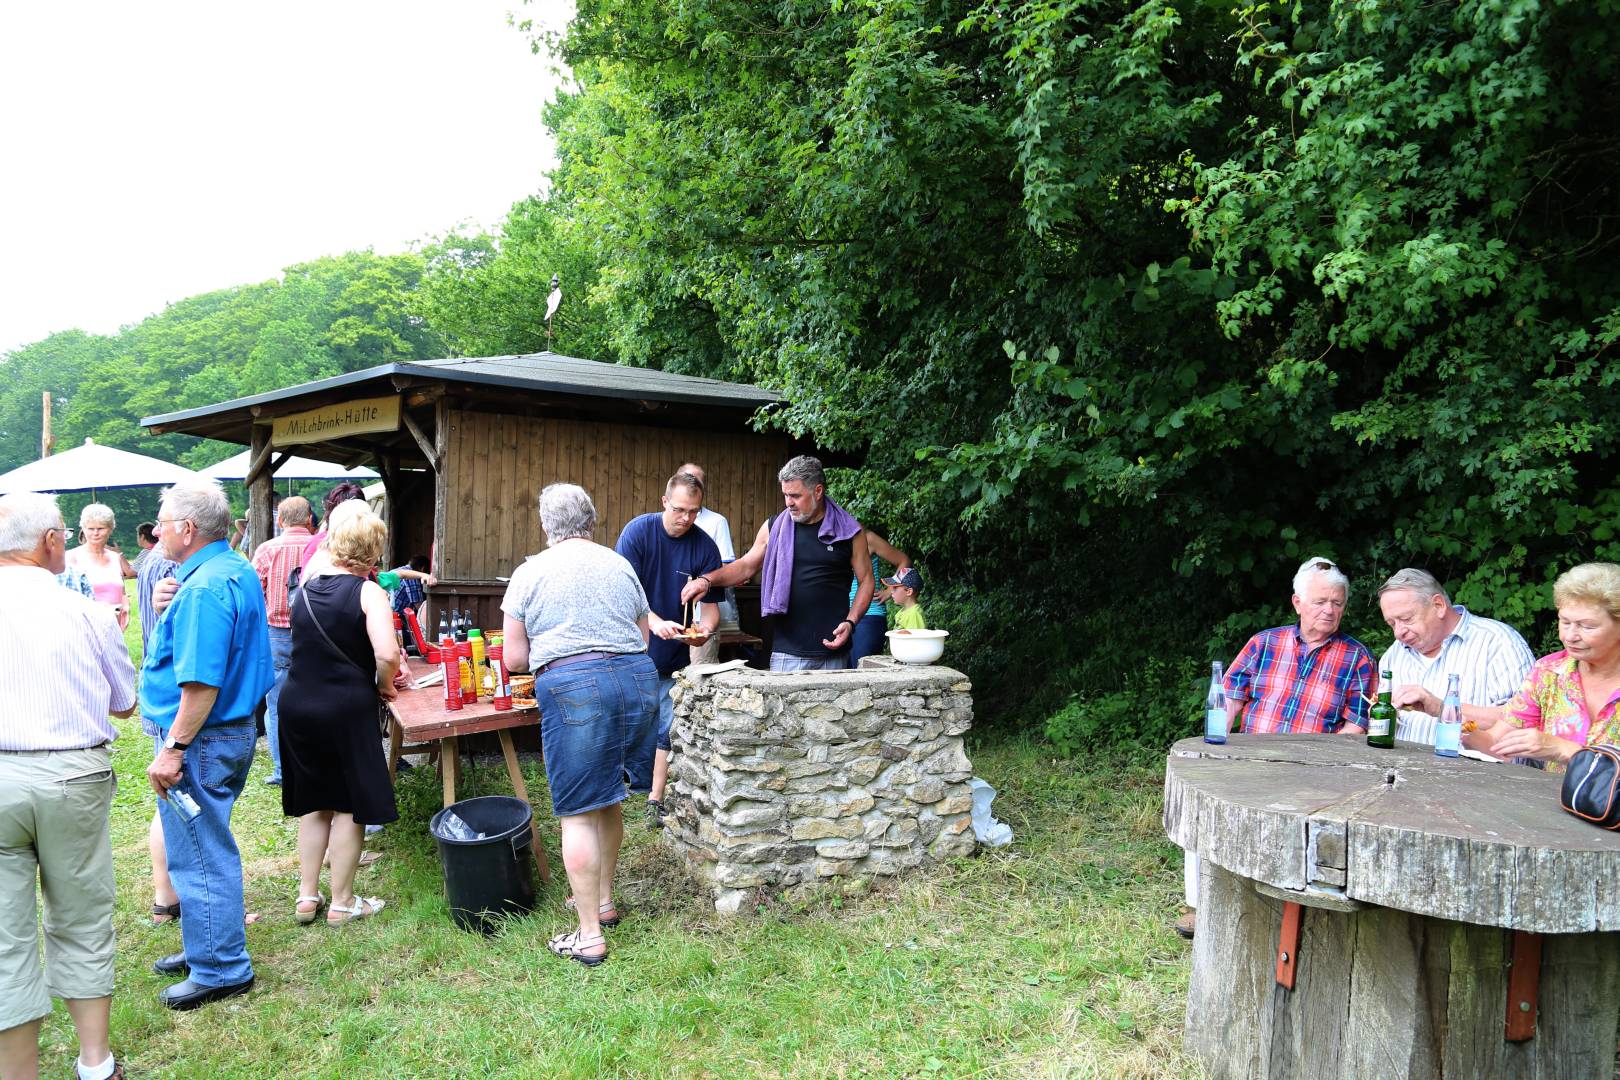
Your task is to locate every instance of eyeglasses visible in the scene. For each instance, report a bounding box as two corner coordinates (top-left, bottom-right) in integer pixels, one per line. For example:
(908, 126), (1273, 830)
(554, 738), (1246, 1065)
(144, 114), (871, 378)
(46, 526), (71, 539)
(155, 517), (192, 531)
(1309, 559), (1337, 571)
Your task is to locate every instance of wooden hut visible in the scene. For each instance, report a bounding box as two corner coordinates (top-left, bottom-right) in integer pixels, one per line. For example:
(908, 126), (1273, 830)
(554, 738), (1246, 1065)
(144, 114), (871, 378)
(141, 352), (810, 630)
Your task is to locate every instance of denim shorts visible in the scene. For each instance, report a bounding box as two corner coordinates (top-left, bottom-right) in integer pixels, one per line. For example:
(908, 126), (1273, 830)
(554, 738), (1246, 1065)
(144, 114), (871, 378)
(537, 652), (660, 817)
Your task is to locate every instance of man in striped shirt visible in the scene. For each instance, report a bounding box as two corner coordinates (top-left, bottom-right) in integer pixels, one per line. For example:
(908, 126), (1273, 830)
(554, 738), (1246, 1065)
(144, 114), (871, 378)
(0, 492), (136, 1080)
(1376, 568), (1534, 751)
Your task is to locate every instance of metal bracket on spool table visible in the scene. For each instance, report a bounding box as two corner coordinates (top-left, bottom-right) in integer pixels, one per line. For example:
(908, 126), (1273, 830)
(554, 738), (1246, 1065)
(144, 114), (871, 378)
(1275, 901), (1303, 989)
(1505, 930), (1542, 1042)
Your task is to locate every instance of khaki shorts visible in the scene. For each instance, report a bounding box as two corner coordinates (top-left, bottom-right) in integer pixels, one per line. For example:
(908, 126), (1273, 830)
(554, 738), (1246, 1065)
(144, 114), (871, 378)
(0, 747), (117, 1031)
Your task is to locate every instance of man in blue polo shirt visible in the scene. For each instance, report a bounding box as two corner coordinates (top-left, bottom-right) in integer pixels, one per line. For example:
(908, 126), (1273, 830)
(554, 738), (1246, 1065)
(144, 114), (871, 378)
(616, 471), (721, 828)
(141, 479), (273, 1010)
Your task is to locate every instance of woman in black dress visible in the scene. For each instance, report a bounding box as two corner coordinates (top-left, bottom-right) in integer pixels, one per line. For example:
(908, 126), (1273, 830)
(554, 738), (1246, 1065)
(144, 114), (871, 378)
(279, 501), (400, 924)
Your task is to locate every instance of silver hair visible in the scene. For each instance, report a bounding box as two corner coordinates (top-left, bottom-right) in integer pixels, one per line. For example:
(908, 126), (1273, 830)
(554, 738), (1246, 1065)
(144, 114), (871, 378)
(161, 478), (232, 542)
(1378, 567), (1449, 604)
(538, 483), (597, 545)
(777, 454), (826, 491)
(1292, 556), (1349, 599)
(79, 502), (116, 528)
(0, 492), (63, 555)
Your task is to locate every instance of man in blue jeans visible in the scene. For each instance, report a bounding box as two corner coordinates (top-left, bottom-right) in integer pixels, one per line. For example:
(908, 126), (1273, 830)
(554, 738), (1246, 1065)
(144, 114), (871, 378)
(141, 479), (273, 1010)
(615, 471), (721, 828)
(249, 496), (315, 785)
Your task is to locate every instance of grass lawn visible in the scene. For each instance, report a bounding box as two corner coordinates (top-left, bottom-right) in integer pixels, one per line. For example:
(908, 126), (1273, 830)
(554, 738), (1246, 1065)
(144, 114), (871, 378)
(34, 597), (1198, 1078)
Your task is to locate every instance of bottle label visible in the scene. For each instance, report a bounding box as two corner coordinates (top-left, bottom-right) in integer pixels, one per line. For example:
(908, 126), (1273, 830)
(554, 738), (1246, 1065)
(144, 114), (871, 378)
(1205, 708), (1228, 741)
(1369, 713), (1390, 737)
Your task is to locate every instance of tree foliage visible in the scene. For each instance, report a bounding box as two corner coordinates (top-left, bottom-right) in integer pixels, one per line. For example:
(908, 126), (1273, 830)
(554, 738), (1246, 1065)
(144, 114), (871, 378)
(0, 250), (444, 548)
(519, 0), (1620, 729)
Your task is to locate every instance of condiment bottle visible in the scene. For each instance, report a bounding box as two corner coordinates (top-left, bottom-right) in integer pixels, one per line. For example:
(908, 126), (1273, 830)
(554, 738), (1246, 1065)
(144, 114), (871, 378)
(468, 628), (489, 700)
(441, 632), (462, 711)
(489, 634), (512, 711)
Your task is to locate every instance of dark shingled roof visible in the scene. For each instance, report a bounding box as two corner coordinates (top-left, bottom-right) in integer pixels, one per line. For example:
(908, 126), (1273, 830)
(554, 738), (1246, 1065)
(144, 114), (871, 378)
(140, 351), (778, 430)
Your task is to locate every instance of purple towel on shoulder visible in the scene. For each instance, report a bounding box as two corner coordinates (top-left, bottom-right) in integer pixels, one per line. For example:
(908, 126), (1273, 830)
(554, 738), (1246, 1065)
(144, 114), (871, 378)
(760, 496), (862, 617)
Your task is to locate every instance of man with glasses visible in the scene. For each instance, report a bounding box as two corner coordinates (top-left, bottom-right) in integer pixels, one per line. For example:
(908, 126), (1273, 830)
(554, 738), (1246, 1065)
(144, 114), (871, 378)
(139, 480), (273, 1010)
(615, 471), (722, 828)
(0, 493), (135, 1080)
(1177, 557), (1376, 940)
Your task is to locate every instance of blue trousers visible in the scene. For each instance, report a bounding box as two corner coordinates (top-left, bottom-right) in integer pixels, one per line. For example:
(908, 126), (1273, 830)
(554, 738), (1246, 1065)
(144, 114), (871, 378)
(264, 625), (293, 782)
(157, 719), (256, 987)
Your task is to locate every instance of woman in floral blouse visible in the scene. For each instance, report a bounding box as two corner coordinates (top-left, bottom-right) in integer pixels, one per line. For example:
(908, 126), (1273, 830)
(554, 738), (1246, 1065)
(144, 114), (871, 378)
(1485, 563), (1620, 771)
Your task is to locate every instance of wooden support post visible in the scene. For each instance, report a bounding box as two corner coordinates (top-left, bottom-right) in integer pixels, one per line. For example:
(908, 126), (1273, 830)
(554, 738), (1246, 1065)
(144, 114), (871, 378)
(1275, 900), (1303, 989)
(402, 408), (439, 471)
(246, 426), (275, 554)
(432, 396), (449, 582)
(1505, 930), (1542, 1042)
(40, 392), (54, 458)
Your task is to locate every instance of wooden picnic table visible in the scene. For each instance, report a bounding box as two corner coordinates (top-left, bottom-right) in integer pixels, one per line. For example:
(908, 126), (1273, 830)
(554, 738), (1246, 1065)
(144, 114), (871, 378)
(1164, 734), (1620, 1079)
(386, 659), (551, 882)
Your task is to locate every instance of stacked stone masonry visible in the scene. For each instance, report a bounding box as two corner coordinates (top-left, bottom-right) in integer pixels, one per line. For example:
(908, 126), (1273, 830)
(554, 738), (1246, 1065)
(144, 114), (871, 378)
(663, 660), (978, 912)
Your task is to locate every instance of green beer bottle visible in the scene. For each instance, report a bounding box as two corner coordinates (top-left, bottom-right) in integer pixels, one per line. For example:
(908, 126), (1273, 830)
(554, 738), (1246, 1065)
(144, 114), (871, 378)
(1367, 669), (1396, 749)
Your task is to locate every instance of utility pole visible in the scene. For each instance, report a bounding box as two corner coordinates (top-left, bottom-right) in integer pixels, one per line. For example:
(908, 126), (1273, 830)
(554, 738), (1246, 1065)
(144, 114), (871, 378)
(41, 392), (54, 458)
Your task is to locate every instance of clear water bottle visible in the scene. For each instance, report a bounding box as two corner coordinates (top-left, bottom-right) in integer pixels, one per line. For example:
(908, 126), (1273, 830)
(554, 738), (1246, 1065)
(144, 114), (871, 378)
(1434, 673), (1462, 758)
(1204, 661), (1228, 744)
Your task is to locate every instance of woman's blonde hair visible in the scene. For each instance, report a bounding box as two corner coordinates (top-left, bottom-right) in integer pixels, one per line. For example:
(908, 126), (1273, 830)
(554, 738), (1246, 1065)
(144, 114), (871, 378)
(324, 504), (387, 571)
(79, 502), (116, 529)
(1553, 562), (1620, 622)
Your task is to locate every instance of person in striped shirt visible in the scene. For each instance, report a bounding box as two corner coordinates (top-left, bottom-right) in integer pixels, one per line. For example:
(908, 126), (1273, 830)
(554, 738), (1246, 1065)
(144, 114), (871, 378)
(0, 492), (136, 1080)
(1376, 568), (1534, 752)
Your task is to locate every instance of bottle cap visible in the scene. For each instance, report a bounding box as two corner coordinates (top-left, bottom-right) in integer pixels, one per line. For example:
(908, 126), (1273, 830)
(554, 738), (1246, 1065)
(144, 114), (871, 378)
(469, 628), (483, 639)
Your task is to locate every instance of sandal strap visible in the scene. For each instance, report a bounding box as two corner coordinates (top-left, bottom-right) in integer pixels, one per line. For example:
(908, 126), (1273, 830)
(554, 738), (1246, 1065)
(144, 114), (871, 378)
(296, 894), (325, 906)
(563, 896), (618, 915)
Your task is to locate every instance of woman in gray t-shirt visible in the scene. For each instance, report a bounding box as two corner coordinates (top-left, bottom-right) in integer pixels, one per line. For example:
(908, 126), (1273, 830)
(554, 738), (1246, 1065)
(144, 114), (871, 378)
(500, 483), (659, 967)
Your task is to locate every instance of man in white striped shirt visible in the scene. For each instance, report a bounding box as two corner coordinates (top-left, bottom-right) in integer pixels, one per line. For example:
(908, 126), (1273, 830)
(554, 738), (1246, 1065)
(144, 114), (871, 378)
(0, 492), (136, 1080)
(1377, 568), (1534, 751)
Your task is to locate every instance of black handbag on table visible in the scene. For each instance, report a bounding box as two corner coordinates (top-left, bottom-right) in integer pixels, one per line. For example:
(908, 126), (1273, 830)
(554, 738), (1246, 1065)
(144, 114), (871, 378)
(1560, 745), (1620, 829)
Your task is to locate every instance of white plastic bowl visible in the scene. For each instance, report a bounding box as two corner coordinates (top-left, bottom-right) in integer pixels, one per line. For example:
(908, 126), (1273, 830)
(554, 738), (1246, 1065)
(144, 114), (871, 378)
(886, 628), (949, 664)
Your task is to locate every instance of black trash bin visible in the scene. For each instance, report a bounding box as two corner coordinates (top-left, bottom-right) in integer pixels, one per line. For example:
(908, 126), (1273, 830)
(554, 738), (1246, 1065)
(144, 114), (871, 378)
(430, 795), (537, 933)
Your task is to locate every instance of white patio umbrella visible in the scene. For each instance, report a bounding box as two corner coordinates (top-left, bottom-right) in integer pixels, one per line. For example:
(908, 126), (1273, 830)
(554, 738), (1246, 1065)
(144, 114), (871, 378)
(0, 438), (201, 496)
(198, 449), (378, 483)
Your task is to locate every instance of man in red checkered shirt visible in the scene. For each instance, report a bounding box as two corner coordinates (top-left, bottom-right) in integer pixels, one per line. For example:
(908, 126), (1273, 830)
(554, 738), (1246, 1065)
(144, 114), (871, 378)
(1223, 558), (1375, 735)
(1178, 557), (1375, 941)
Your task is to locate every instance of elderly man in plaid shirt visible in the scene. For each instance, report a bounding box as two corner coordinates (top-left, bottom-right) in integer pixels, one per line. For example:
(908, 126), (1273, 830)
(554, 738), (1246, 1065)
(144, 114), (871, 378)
(1177, 557), (1376, 940)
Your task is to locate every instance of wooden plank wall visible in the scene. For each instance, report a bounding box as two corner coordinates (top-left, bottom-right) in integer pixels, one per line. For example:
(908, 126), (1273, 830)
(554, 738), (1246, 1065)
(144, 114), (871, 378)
(441, 408), (793, 583)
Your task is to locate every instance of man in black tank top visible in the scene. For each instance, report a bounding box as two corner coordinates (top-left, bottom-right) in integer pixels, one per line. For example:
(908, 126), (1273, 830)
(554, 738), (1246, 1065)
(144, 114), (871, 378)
(679, 455), (875, 670)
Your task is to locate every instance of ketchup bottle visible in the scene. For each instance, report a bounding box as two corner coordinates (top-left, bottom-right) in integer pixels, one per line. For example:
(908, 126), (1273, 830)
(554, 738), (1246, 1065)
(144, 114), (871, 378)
(441, 632), (462, 710)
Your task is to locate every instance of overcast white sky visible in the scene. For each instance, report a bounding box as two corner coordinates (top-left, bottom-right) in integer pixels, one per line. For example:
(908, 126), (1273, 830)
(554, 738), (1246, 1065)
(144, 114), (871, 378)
(0, 0), (572, 354)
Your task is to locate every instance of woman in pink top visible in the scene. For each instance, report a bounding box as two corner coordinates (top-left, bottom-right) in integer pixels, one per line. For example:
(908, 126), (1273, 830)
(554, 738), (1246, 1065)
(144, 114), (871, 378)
(1484, 562), (1620, 772)
(65, 503), (135, 630)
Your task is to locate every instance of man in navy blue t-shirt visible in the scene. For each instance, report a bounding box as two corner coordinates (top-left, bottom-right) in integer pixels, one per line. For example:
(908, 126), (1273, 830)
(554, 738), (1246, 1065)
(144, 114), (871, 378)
(615, 471), (722, 827)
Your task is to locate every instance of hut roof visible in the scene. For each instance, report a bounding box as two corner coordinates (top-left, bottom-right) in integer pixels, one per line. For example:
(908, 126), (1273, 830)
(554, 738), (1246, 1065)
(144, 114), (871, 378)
(141, 351), (779, 441)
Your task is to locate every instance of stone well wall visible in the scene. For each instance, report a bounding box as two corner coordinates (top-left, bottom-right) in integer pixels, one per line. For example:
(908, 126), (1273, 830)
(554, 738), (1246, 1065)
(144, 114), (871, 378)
(663, 662), (978, 912)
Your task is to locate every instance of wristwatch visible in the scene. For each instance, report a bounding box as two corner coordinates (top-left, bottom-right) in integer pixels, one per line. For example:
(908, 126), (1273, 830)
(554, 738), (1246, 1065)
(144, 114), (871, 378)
(162, 735), (191, 752)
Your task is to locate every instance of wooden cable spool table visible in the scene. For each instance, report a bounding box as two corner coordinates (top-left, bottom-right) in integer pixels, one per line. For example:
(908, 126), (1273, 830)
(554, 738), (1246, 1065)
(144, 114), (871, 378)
(1163, 735), (1620, 1079)
(386, 660), (551, 882)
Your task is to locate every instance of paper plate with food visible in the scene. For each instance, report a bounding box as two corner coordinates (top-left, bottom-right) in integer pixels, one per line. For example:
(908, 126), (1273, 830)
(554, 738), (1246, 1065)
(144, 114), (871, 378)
(509, 675), (537, 710)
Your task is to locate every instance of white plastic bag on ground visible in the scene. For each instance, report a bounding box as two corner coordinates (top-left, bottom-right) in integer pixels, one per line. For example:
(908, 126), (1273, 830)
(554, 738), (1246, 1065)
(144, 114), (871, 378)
(969, 777), (1013, 847)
